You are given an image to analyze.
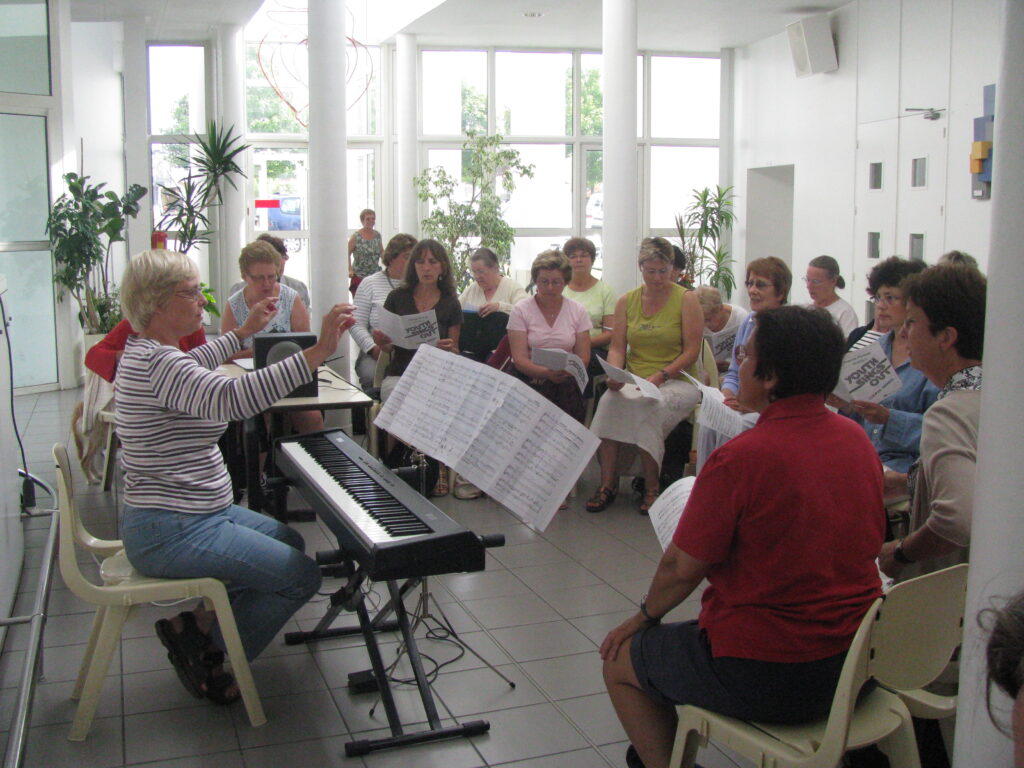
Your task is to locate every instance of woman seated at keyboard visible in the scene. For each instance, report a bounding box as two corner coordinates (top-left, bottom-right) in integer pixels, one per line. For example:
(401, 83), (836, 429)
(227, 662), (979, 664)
(116, 249), (355, 706)
(600, 306), (885, 768)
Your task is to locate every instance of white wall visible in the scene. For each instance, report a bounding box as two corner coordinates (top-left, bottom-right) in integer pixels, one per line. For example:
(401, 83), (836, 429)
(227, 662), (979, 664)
(731, 0), (1001, 313)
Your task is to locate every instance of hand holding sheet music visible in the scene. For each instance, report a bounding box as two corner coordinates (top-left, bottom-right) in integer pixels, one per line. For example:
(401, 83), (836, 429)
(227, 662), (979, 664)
(596, 357), (663, 401)
(681, 372), (746, 439)
(831, 339), (901, 404)
(374, 305), (440, 349)
(647, 476), (697, 551)
(530, 348), (588, 393)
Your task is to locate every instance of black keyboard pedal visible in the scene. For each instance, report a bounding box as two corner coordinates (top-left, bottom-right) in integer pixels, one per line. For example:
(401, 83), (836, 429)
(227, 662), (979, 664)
(348, 669), (379, 693)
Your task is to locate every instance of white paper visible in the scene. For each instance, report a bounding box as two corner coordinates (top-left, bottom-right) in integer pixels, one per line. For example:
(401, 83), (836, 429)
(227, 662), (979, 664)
(374, 346), (599, 531)
(596, 357), (664, 401)
(832, 339), (902, 404)
(708, 327), (739, 362)
(647, 476), (697, 551)
(232, 358), (255, 371)
(530, 347), (589, 394)
(374, 305), (440, 349)
(681, 372), (746, 439)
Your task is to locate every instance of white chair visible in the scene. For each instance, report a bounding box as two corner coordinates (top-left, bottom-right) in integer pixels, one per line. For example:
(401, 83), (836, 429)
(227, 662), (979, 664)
(368, 348), (392, 458)
(668, 564), (969, 768)
(53, 443), (267, 741)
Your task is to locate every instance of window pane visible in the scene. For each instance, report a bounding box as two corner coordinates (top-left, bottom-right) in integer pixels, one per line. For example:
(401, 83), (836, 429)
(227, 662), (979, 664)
(347, 147), (375, 229)
(150, 142), (199, 225)
(584, 148), (603, 229)
(649, 146), (719, 229)
(347, 45), (380, 135)
(149, 46), (206, 135)
(0, 113), (48, 242)
(495, 51), (572, 136)
(425, 148), (470, 208)
(580, 54), (603, 137)
(509, 235), (567, 277)
(251, 146), (308, 232)
(650, 57), (720, 139)
(421, 51), (486, 136)
(504, 144), (572, 229)
(0, 0), (50, 95)
(246, 42), (307, 135)
(0, 250), (56, 387)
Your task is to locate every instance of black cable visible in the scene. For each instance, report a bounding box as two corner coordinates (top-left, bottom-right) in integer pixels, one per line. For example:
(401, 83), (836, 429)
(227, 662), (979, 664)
(0, 291), (35, 509)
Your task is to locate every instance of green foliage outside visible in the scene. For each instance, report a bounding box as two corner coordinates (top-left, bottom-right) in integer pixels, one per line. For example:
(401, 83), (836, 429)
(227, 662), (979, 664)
(414, 131), (534, 291)
(46, 173), (147, 334)
(675, 185), (737, 298)
(246, 45), (306, 136)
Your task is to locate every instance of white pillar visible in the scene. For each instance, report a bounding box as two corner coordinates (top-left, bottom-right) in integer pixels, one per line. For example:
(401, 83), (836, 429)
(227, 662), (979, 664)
(215, 24), (246, 306)
(396, 33), (419, 235)
(308, 0), (349, 374)
(952, 2), (1024, 765)
(602, 0), (639, 296)
(122, 14), (149, 259)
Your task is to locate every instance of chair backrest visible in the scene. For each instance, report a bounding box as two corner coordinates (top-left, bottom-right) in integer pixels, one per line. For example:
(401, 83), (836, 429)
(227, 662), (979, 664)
(460, 310), (510, 361)
(53, 443), (108, 603)
(52, 442), (122, 557)
(372, 348), (392, 389)
(485, 334), (514, 373)
(699, 339), (720, 389)
(868, 564), (969, 691)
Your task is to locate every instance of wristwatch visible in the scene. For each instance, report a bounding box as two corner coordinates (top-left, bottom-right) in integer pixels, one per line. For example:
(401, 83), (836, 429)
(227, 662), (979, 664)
(639, 593), (661, 624)
(893, 539), (915, 565)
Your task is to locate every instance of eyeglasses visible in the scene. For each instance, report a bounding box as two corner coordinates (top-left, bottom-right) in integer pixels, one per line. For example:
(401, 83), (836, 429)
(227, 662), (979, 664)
(641, 267), (670, 277)
(246, 273), (278, 284)
(803, 276), (830, 286)
(745, 279), (772, 290)
(734, 344), (748, 364)
(174, 288), (204, 302)
(870, 293), (903, 306)
(536, 278), (565, 288)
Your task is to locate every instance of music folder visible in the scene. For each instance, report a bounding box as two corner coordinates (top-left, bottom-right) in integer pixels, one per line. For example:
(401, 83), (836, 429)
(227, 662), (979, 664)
(253, 331), (318, 398)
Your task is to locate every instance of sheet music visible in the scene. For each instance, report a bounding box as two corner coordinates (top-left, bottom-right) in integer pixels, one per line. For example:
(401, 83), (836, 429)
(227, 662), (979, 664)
(681, 372), (746, 439)
(374, 345), (599, 531)
(530, 348), (588, 394)
(647, 476), (697, 551)
(832, 339), (902, 404)
(709, 327), (738, 361)
(596, 357), (664, 401)
(374, 305), (440, 349)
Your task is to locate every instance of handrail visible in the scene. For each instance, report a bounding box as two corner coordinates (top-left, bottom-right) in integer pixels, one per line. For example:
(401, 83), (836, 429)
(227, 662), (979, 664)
(3, 477), (58, 768)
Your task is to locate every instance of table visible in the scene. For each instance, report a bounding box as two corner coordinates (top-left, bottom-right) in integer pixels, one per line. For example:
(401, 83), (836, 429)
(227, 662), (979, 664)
(216, 363), (373, 518)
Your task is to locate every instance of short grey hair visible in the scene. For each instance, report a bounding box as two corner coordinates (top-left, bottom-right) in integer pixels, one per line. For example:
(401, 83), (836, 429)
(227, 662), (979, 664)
(121, 249), (197, 331)
(696, 285), (723, 316)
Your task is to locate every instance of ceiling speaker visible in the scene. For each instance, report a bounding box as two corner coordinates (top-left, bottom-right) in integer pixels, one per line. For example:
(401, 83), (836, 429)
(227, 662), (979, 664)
(786, 14), (838, 77)
(253, 331), (318, 398)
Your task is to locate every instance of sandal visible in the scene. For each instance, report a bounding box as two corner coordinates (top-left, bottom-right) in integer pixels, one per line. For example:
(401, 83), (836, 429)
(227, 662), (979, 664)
(453, 473), (484, 500)
(201, 665), (241, 706)
(430, 472), (450, 498)
(585, 486), (617, 513)
(155, 611), (210, 699)
(558, 498), (570, 512)
(639, 488), (660, 516)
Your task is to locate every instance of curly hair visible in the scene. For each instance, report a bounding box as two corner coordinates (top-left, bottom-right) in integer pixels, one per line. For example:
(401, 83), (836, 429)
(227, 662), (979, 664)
(867, 256), (927, 294)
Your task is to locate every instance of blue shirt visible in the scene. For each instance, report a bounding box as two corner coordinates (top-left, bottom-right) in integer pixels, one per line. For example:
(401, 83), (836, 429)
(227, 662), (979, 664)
(721, 312), (757, 395)
(851, 331), (939, 473)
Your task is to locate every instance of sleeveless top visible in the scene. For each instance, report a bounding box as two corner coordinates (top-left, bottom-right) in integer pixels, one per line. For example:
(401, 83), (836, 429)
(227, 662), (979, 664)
(227, 283), (299, 349)
(351, 231), (383, 278)
(624, 283), (696, 379)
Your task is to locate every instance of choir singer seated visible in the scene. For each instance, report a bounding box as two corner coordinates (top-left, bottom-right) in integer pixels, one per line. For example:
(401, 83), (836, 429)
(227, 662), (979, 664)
(600, 306), (885, 768)
(116, 249), (355, 706)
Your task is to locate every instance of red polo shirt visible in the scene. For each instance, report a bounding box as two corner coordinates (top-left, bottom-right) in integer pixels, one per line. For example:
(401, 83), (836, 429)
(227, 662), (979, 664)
(85, 319), (207, 382)
(673, 393), (885, 663)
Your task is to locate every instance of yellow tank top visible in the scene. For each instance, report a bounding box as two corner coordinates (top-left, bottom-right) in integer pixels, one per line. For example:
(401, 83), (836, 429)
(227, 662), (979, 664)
(625, 283), (696, 379)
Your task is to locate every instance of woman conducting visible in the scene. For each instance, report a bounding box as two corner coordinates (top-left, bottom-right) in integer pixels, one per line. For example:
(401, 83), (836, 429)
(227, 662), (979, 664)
(601, 306), (885, 768)
(458, 247), (528, 316)
(586, 237), (703, 515)
(507, 250), (592, 423)
(117, 249), (355, 705)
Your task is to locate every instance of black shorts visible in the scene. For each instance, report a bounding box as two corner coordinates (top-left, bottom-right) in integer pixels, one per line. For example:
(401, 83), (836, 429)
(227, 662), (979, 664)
(630, 620), (848, 724)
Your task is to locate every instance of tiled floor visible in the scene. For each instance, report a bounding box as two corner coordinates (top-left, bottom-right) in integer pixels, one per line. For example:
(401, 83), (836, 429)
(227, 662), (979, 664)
(0, 387), (748, 768)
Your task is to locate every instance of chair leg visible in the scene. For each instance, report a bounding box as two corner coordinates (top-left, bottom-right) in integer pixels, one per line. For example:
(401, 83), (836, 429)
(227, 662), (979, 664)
(71, 607), (107, 701)
(668, 727), (705, 768)
(209, 592), (266, 728)
(879, 717), (923, 768)
(69, 605), (128, 741)
(101, 427), (118, 491)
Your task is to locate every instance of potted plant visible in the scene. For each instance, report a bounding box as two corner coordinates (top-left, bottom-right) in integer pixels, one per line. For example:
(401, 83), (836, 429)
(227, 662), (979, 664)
(675, 185), (737, 298)
(157, 120), (249, 254)
(46, 172), (147, 338)
(414, 131), (534, 290)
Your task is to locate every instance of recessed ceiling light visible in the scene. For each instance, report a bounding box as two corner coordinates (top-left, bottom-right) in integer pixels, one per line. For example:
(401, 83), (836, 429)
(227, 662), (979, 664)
(523, 11), (544, 18)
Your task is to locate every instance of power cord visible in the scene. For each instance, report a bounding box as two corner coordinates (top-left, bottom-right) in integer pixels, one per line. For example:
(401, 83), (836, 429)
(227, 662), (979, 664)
(0, 290), (35, 510)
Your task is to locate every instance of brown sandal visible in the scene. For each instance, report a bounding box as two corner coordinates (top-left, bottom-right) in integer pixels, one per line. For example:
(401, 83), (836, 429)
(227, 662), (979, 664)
(585, 486), (617, 513)
(639, 488), (660, 516)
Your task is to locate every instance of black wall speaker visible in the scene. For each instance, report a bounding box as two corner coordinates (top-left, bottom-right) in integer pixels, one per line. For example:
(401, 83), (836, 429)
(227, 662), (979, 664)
(253, 332), (318, 398)
(786, 14), (838, 78)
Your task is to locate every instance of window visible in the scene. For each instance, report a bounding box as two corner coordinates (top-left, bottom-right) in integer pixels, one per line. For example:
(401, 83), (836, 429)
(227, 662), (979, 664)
(649, 146), (720, 229)
(650, 56), (720, 139)
(149, 46), (206, 135)
(495, 51), (572, 136)
(867, 231), (881, 259)
(504, 144), (572, 228)
(0, 0), (50, 95)
(868, 162), (883, 190)
(911, 157), (927, 188)
(909, 233), (924, 261)
(421, 50), (487, 136)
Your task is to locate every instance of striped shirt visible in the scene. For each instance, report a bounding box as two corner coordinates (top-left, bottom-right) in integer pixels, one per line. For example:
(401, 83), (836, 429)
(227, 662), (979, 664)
(115, 332), (311, 513)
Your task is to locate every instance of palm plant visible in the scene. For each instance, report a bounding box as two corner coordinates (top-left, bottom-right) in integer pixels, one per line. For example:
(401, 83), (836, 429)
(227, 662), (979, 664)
(675, 185), (737, 297)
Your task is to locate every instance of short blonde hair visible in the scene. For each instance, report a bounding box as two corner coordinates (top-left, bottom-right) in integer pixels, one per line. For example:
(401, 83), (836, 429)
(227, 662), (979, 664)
(239, 240), (282, 278)
(696, 285), (723, 317)
(121, 249), (197, 331)
(638, 237), (674, 267)
(531, 250), (572, 284)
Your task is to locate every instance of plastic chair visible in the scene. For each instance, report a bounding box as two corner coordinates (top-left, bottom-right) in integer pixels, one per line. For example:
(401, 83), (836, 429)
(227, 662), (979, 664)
(52, 443), (266, 741)
(668, 564), (969, 768)
(367, 348), (392, 457)
(98, 409), (119, 491)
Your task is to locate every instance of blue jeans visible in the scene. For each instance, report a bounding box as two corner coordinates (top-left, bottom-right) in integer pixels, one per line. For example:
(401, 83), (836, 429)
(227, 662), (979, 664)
(121, 504), (321, 660)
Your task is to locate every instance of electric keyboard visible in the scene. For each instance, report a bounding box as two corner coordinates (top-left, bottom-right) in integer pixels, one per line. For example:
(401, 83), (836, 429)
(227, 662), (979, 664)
(274, 429), (485, 580)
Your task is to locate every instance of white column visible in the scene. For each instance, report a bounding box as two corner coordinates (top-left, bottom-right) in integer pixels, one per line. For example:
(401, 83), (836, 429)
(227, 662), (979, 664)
(602, 0), (639, 296)
(953, 2), (1024, 765)
(122, 15), (150, 260)
(215, 24), (246, 305)
(308, 0), (349, 374)
(396, 33), (419, 235)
